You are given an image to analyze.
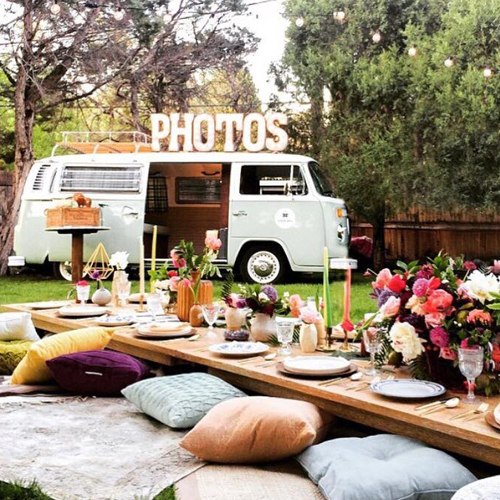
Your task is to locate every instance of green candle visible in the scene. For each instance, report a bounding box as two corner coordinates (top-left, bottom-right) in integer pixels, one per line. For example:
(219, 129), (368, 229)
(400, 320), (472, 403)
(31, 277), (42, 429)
(323, 247), (333, 328)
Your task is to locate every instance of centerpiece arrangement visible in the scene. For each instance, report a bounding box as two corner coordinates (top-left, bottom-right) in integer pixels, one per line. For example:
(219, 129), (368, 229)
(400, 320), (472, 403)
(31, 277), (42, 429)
(360, 253), (500, 394)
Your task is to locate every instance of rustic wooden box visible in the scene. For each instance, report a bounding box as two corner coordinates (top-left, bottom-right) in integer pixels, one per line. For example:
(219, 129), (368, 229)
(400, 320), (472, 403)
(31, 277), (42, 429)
(46, 207), (101, 228)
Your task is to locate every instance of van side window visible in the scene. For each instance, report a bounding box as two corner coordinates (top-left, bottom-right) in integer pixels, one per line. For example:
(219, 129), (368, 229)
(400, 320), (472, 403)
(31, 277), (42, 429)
(239, 165), (307, 196)
(59, 165), (141, 192)
(176, 178), (221, 204)
(146, 176), (168, 213)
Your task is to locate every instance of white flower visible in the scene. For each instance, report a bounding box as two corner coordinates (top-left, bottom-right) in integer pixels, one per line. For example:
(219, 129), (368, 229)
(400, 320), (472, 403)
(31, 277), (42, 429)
(258, 292), (270, 303)
(461, 270), (500, 303)
(389, 322), (425, 362)
(110, 251), (129, 270)
(155, 279), (170, 291)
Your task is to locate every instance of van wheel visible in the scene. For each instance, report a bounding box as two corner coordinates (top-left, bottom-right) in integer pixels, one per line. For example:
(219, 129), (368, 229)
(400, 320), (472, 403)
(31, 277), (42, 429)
(239, 246), (288, 284)
(58, 261), (72, 281)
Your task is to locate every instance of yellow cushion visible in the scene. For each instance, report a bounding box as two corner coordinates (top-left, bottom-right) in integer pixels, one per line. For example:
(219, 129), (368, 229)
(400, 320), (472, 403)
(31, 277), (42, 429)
(11, 327), (113, 385)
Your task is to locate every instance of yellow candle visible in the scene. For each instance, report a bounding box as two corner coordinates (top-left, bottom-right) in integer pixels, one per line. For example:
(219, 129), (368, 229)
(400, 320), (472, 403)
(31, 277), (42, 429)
(139, 241), (145, 297)
(150, 225), (157, 293)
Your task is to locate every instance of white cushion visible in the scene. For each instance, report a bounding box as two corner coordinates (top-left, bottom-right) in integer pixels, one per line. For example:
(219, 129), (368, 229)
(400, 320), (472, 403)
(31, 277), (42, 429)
(0, 313), (40, 342)
(452, 476), (500, 500)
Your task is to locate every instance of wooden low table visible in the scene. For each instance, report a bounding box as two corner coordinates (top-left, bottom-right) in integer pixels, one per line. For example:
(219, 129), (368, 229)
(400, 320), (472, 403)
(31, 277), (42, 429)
(3, 300), (500, 468)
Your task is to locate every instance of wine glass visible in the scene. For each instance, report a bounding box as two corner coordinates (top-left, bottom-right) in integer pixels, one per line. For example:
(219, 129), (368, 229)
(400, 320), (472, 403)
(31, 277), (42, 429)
(458, 346), (484, 404)
(276, 320), (294, 356)
(202, 303), (221, 339)
(363, 327), (381, 376)
(146, 293), (163, 322)
(116, 280), (131, 308)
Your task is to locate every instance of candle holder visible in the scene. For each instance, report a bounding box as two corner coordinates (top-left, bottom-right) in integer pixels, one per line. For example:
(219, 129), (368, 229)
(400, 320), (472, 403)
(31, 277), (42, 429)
(136, 293), (147, 312)
(318, 326), (337, 352)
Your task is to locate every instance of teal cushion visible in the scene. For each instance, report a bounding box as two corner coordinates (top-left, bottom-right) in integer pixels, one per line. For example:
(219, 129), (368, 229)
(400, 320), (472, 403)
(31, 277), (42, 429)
(122, 373), (247, 428)
(296, 434), (476, 500)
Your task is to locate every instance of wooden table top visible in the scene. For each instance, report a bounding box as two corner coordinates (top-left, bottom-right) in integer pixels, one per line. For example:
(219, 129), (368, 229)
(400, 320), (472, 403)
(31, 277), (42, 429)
(4, 300), (500, 468)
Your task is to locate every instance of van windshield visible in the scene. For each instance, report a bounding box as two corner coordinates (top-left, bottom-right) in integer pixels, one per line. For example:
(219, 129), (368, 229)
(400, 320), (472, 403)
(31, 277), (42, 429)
(309, 162), (334, 197)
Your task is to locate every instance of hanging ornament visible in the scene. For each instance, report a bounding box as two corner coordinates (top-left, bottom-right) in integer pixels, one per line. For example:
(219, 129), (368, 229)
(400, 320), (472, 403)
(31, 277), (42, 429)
(333, 11), (346, 22)
(408, 46), (418, 57)
(50, 1), (61, 14)
(295, 16), (305, 27)
(114, 8), (124, 20)
(483, 67), (493, 78)
(83, 243), (114, 280)
(372, 31), (382, 44)
(163, 12), (173, 23)
(444, 57), (454, 68)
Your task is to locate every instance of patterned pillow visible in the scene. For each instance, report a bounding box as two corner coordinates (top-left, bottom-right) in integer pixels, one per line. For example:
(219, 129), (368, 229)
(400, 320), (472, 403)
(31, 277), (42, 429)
(122, 373), (247, 428)
(0, 340), (33, 375)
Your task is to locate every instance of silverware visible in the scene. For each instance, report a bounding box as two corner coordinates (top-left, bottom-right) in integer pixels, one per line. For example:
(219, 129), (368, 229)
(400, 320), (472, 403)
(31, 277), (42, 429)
(462, 403), (490, 422)
(451, 402), (489, 421)
(415, 397), (455, 411)
(421, 397), (460, 416)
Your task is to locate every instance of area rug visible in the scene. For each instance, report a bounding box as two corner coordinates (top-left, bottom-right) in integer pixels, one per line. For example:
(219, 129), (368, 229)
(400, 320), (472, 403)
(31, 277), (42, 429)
(0, 396), (205, 500)
(176, 461), (324, 500)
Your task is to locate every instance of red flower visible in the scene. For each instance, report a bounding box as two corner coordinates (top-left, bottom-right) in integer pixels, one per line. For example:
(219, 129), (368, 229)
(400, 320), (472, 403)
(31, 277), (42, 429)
(341, 319), (354, 332)
(168, 270), (178, 278)
(422, 289), (454, 315)
(77, 280), (89, 287)
(492, 343), (500, 371)
(429, 277), (441, 290)
(387, 275), (406, 294)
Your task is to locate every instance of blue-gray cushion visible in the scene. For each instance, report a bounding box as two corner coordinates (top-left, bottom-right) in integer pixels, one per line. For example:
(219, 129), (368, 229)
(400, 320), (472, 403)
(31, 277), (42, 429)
(296, 434), (477, 500)
(122, 372), (246, 428)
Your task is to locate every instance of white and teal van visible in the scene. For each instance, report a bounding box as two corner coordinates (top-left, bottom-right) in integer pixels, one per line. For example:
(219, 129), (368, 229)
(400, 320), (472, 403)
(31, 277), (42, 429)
(9, 151), (350, 284)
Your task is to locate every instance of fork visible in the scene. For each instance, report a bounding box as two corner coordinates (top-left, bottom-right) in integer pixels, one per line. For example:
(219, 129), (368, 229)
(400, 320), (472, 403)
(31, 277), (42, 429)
(462, 403), (490, 422)
(451, 402), (489, 421)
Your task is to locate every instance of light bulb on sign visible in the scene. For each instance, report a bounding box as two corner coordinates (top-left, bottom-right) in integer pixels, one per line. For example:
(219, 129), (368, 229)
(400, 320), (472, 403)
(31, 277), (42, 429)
(483, 67), (493, 78)
(295, 17), (305, 27)
(444, 57), (454, 68)
(163, 12), (173, 23)
(408, 46), (417, 57)
(114, 8), (124, 20)
(372, 31), (382, 44)
(50, 1), (61, 14)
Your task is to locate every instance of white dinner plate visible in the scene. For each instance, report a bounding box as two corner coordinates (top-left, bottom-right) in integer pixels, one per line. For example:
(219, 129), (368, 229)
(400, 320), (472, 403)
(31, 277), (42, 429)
(136, 323), (192, 338)
(370, 379), (446, 399)
(494, 403), (500, 426)
(283, 356), (351, 376)
(30, 301), (70, 310)
(96, 315), (134, 327)
(209, 342), (269, 358)
(58, 306), (108, 317)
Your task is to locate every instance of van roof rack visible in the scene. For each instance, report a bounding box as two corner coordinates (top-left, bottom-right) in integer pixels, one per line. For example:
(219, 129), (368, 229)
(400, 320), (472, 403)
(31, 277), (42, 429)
(52, 131), (153, 157)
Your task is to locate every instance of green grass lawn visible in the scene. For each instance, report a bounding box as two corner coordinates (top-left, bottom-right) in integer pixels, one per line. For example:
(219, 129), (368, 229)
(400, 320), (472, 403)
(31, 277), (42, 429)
(0, 274), (375, 324)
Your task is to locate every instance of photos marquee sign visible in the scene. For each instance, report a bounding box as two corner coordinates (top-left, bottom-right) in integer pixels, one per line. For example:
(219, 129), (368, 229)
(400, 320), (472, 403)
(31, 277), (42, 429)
(151, 112), (288, 152)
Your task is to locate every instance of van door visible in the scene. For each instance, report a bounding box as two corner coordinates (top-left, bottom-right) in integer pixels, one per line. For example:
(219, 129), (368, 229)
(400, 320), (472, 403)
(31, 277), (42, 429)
(229, 162), (325, 272)
(48, 162), (148, 265)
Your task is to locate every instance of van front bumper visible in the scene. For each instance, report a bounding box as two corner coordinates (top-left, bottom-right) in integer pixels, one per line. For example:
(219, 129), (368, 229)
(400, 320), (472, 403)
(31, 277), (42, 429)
(8, 256), (26, 267)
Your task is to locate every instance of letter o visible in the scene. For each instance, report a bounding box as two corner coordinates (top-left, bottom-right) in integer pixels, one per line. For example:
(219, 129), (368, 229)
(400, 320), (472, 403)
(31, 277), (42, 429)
(242, 113), (266, 152)
(193, 114), (216, 152)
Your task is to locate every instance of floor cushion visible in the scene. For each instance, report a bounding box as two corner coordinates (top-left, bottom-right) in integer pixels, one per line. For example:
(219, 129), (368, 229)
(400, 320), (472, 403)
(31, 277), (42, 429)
(452, 476), (500, 500)
(180, 396), (333, 463)
(0, 313), (40, 342)
(122, 373), (246, 429)
(11, 327), (113, 385)
(0, 340), (33, 375)
(46, 350), (151, 396)
(296, 434), (477, 500)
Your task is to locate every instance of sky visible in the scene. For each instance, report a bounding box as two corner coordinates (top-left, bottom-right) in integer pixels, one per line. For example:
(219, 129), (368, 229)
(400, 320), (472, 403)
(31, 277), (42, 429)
(238, 0), (289, 105)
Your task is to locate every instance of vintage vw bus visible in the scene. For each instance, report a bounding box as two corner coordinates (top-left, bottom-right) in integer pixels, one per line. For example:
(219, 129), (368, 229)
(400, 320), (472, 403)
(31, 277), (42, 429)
(9, 147), (350, 283)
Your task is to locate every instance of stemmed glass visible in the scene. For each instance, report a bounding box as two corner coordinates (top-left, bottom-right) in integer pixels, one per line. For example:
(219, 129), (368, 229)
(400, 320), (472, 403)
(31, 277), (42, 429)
(116, 280), (131, 308)
(146, 293), (164, 322)
(363, 327), (381, 376)
(276, 321), (294, 356)
(458, 346), (484, 404)
(202, 303), (221, 339)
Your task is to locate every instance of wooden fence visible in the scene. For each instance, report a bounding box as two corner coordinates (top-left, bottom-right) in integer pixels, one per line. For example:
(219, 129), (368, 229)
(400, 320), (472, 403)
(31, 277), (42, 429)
(0, 171), (12, 225)
(351, 207), (500, 262)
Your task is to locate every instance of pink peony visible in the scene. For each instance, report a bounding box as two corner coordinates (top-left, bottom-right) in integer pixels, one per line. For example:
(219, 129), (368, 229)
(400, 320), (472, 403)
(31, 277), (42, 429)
(425, 312), (446, 328)
(412, 278), (430, 298)
(300, 307), (321, 324)
(169, 276), (181, 292)
(422, 289), (454, 315)
(173, 258), (186, 269)
(430, 327), (450, 348)
(464, 260), (477, 271)
(170, 249), (181, 260)
(205, 236), (222, 251)
(374, 268), (392, 289)
(439, 347), (456, 360)
(289, 294), (305, 318)
(488, 260), (500, 274)
(379, 296), (401, 319)
(467, 309), (492, 325)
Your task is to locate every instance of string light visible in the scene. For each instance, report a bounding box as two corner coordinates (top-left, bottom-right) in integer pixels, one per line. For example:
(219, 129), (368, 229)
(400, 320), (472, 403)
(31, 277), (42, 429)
(372, 31), (382, 43)
(408, 46), (418, 57)
(483, 67), (493, 78)
(444, 57), (454, 68)
(333, 11), (346, 22)
(50, 1), (61, 15)
(163, 12), (173, 23)
(114, 8), (124, 20)
(295, 16), (305, 27)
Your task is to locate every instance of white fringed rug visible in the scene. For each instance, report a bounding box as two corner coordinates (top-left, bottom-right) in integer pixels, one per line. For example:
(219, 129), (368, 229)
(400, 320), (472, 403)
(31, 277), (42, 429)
(0, 396), (205, 500)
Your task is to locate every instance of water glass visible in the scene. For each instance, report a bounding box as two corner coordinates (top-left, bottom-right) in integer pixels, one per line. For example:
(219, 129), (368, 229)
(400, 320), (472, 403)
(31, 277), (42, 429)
(146, 293), (163, 321)
(458, 346), (484, 404)
(363, 327), (381, 376)
(116, 280), (131, 308)
(76, 285), (90, 304)
(276, 321), (294, 356)
(202, 303), (220, 330)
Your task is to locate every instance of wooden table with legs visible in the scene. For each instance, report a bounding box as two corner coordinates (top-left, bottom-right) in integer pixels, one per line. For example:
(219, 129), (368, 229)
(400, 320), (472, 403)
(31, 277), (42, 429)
(3, 300), (500, 469)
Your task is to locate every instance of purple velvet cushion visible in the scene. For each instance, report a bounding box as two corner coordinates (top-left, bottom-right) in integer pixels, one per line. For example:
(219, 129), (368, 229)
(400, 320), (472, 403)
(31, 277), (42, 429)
(46, 350), (150, 396)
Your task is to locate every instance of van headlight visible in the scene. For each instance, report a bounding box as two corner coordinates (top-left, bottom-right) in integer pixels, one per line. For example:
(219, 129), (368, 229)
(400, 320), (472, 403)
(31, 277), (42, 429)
(337, 224), (347, 242)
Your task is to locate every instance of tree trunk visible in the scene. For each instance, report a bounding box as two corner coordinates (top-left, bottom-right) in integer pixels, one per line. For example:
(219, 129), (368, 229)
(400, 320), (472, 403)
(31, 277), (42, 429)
(372, 213), (386, 271)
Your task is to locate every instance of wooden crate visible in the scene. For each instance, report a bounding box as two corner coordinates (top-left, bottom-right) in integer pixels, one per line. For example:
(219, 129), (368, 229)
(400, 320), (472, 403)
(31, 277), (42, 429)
(46, 207), (101, 228)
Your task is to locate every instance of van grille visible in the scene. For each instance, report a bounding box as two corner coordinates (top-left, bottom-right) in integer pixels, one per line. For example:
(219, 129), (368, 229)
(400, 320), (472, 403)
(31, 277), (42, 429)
(33, 164), (51, 191)
(60, 166), (141, 192)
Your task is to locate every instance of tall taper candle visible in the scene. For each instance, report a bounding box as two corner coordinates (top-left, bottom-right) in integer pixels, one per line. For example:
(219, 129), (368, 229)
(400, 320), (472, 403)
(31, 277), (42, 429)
(150, 224), (158, 293)
(139, 241), (145, 297)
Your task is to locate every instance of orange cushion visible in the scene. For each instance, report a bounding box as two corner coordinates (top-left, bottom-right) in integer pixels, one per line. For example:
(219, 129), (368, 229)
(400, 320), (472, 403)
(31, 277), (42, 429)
(180, 396), (333, 463)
